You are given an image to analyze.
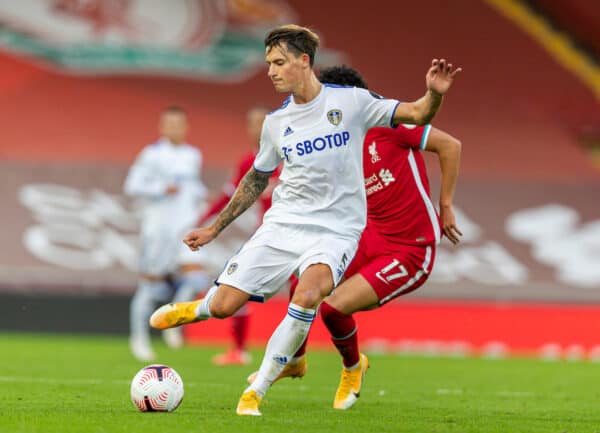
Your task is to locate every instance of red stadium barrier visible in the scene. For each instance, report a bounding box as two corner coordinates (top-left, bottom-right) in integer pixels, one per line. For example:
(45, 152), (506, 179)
(184, 298), (600, 360)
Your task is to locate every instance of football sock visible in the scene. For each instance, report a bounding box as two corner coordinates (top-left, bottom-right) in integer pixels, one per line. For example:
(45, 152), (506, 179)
(194, 285), (219, 320)
(130, 280), (171, 340)
(287, 276), (308, 360)
(173, 270), (212, 303)
(291, 339), (307, 362)
(231, 305), (250, 351)
(246, 303), (315, 397)
(320, 301), (360, 368)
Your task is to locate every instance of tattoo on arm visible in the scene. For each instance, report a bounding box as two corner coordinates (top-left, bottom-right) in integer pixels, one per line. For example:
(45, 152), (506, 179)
(212, 168), (270, 235)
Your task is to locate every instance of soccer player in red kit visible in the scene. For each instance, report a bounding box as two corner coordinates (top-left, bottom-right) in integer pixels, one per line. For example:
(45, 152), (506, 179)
(251, 65), (462, 409)
(198, 107), (280, 366)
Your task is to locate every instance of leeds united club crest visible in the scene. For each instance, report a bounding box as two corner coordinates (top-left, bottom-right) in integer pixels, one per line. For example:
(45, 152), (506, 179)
(327, 109), (342, 126)
(227, 262), (238, 275)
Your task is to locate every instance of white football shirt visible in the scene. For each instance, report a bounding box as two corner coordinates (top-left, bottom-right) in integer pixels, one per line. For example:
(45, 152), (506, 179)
(254, 84), (399, 239)
(124, 138), (207, 237)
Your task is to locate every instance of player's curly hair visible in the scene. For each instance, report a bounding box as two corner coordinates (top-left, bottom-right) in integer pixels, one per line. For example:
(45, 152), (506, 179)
(265, 24), (320, 66)
(318, 65), (368, 89)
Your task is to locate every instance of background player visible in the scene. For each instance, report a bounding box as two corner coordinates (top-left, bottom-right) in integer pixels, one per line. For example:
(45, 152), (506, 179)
(198, 106), (279, 366)
(263, 65), (462, 409)
(124, 106), (212, 361)
(151, 25), (460, 416)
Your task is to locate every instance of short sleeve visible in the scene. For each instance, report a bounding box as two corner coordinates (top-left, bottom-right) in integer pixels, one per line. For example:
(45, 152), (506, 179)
(355, 88), (400, 130)
(253, 117), (281, 173)
(123, 146), (168, 198)
(394, 124), (432, 150)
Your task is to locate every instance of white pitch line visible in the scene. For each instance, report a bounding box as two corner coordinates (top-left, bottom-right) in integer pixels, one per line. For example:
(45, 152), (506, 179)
(436, 388), (463, 395)
(496, 391), (535, 397)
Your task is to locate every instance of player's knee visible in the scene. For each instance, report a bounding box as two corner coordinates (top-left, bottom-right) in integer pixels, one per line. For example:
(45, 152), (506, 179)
(291, 287), (323, 309)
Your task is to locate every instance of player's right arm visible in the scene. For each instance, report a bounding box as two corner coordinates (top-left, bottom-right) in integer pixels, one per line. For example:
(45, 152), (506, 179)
(197, 155), (253, 225)
(197, 194), (232, 226)
(184, 168), (270, 250)
(424, 127), (463, 244)
(184, 116), (280, 251)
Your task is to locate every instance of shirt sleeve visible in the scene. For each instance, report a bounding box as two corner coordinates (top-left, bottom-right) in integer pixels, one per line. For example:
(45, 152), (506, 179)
(393, 124), (433, 150)
(123, 147), (168, 198)
(253, 118), (282, 173)
(355, 88), (401, 130)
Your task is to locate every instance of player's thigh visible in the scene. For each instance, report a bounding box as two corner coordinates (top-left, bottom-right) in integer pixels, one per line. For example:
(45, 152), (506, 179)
(209, 284), (252, 318)
(360, 245), (434, 306)
(325, 273), (380, 315)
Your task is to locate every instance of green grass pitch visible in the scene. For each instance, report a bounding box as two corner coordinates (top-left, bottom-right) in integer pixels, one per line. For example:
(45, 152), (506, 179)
(1, 332), (599, 433)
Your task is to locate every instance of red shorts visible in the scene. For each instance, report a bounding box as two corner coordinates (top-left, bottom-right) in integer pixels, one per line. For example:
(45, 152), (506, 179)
(344, 225), (435, 305)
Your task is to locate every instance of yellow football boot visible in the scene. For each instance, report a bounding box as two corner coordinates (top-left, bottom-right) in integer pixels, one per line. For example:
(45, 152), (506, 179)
(149, 301), (201, 330)
(333, 353), (369, 410)
(236, 390), (262, 416)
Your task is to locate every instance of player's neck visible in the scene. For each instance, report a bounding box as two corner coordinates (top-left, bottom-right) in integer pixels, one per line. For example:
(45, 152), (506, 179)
(165, 137), (184, 146)
(292, 74), (322, 105)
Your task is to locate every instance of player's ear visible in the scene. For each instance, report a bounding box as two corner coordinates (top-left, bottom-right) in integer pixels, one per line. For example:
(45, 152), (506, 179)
(300, 52), (311, 68)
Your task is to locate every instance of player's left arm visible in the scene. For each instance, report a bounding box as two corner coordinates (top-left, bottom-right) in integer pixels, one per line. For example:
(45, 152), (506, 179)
(424, 127), (463, 244)
(393, 59), (462, 126)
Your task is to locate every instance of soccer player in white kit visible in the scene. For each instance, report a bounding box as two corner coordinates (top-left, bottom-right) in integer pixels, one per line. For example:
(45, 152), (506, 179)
(124, 106), (212, 361)
(150, 25), (461, 415)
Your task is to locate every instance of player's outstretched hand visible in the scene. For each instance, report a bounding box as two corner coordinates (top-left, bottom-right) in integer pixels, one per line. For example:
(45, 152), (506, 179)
(440, 204), (463, 245)
(183, 227), (217, 251)
(426, 59), (462, 95)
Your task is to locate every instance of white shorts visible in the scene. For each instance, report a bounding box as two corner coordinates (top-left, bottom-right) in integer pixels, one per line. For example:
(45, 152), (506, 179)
(216, 222), (358, 302)
(139, 229), (207, 276)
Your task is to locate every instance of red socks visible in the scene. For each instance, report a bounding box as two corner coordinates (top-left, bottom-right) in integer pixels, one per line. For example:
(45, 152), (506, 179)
(320, 301), (360, 368)
(231, 313), (249, 351)
(288, 276), (359, 367)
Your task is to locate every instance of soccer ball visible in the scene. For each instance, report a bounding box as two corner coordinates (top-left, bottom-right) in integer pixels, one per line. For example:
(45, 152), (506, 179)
(130, 364), (184, 412)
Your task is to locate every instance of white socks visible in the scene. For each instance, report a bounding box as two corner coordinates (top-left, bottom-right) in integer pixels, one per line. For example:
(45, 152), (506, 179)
(130, 280), (171, 340)
(247, 303), (315, 397)
(194, 285), (219, 320)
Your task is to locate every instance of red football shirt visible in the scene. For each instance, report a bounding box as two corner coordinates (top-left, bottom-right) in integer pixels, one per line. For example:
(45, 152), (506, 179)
(363, 124), (441, 246)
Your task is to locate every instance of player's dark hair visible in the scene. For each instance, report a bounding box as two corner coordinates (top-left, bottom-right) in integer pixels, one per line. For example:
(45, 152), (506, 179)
(318, 65), (368, 89)
(162, 105), (187, 116)
(265, 24), (320, 66)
